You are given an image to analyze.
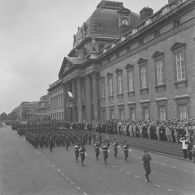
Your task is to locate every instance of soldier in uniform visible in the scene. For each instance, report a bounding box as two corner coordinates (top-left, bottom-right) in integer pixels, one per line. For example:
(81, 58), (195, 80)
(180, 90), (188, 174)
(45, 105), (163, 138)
(113, 138), (119, 158)
(142, 150), (152, 182)
(94, 141), (101, 160)
(49, 135), (54, 152)
(73, 143), (80, 163)
(79, 144), (86, 166)
(123, 140), (130, 161)
(102, 140), (109, 164)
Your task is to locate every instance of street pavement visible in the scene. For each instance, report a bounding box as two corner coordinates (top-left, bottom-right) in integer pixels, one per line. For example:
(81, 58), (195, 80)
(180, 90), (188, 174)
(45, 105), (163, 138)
(0, 126), (195, 195)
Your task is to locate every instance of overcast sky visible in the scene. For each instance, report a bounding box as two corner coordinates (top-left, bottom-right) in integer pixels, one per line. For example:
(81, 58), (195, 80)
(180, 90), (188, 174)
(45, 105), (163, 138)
(0, 0), (168, 113)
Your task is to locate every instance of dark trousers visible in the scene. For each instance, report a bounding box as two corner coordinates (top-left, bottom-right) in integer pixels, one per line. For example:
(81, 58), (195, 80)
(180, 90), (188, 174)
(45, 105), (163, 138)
(183, 149), (188, 159)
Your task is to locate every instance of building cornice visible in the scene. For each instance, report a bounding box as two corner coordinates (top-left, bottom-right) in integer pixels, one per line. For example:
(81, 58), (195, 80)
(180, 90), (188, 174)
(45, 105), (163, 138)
(99, 17), (195, 71)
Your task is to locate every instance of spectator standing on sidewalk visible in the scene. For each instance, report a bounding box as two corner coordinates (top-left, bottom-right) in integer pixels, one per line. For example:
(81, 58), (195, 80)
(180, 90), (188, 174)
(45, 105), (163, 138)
(180, 136), (188, 159)
(166, 125), (172, 142)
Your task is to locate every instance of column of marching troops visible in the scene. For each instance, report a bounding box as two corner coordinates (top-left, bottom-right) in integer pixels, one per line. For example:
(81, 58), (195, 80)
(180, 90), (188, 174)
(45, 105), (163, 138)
(12, 124), (152, 182)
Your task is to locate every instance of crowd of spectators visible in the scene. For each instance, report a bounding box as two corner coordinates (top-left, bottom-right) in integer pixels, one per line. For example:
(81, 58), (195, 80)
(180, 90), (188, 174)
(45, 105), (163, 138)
(56, 119), (195, 162)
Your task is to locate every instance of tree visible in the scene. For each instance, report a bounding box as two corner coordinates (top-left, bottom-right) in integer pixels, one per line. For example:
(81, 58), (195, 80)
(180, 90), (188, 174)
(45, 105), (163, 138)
(7, 111), (19, 120)
(0, 112), (8, 121)
(22, 109), (30, 120)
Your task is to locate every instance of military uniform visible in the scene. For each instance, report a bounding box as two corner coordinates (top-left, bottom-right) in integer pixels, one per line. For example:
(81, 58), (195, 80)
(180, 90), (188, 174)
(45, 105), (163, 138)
(113, 139), (118, 158)
(142, 151), (152, 182)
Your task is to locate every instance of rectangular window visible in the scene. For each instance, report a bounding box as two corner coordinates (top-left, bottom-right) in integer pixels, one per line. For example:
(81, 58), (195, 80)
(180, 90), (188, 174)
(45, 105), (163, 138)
(175, 52), (185, 81)
(127, 70), (134, 92)
(108, 76), (113, 96)
(140, 65), (147, 88)
(110, 108), (115, 120)
(143, 106), (149, 120)
(118, 108), (124, 120)
(159, 105), (166, 121)
(129, 107), (136, 121)
(101, 109), (106, 120)
(156, 59), (164, 85)
(117, 73), (123, 95)
(178, 104), (187, 120)
(101, 78), (105, 98)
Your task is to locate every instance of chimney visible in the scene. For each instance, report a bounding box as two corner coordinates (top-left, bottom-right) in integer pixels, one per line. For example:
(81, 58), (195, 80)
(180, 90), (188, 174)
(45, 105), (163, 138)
(140, 7), (153, 23)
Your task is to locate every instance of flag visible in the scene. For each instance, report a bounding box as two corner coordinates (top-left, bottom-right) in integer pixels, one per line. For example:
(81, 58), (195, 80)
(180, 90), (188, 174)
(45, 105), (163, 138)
(68, 91), (74, 98)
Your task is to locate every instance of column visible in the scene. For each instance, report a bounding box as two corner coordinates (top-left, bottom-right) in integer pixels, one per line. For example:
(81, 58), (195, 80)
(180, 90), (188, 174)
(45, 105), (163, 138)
(76, 77), (82, 122)
(71, 79), (76, 122)
(63, 83), (68, 121)
(92, 72), (99, 121)
(85, 75), (92, 122)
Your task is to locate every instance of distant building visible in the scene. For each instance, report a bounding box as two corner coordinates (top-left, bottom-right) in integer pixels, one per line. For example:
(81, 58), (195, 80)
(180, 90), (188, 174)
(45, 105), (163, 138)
(48, 80), (64, 120)
(49, 0), (195, 122)
(19, 101), (39, 120)
(31, 95), (50, 121)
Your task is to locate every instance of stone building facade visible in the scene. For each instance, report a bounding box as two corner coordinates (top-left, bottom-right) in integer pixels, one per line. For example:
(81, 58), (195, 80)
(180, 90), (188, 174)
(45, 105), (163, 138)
(48, 0), (195, 122)
(48, 80), (64, 120)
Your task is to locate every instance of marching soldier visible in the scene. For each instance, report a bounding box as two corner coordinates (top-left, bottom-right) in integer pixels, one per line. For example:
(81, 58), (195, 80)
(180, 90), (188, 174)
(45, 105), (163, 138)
(102, 140), (109, 164)
(113, 138), (119, 158)
(123, 140), (130, 161)
(94, 141), (101, 160)
(79, 144), (86, 166)
(73, 143), (80, 163)
(142, 150), (152, 182)
(49, 136), (54, 152)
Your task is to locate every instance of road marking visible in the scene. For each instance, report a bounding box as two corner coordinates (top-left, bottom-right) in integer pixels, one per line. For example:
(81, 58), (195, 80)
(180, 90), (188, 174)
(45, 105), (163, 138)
(170, 165), (176, 169)
(120, 168), (123, 171)
(126, 172), (130, 174)
(76, 186), (80, 190)
(51, 164), (55, 167)
(83, 192), (88, 195)
(168, 189), (173, 192)
(134, 175), (139, 178)
(61, 173), (64, 176)
(161, 163), (166, 166)
(112, 165), (116, 168)
(66, 177), (69, 180)
(155, 184), (161, 187)
(70, 181), (75, 185)
(57, 169), (61, 173)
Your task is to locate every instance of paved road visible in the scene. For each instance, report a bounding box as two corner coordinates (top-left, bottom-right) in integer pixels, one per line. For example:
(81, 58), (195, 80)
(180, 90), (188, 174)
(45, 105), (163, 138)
(0, 126), (195, 195)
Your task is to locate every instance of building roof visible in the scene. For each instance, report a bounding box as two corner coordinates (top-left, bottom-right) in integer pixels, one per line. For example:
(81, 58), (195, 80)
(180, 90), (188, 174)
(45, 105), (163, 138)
(72, 0), (140, 49)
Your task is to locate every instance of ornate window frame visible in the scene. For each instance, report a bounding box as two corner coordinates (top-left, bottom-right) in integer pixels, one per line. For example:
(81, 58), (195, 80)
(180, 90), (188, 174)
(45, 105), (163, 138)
(126, 64), (135, 97)
(152, 51), (166, 92)
(171, 42), (187, 88)
(175, 95), (190, 120)
(156, 98), (167, 121)
(137, 58), (149, 94)
(107, 72), (114, 101)
(115, 68), (123, 98)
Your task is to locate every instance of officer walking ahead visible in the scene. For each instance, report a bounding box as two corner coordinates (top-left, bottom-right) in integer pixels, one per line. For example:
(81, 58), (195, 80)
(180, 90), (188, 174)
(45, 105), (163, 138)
(79, 144), (86, 166)
(142, 150), (152, 182)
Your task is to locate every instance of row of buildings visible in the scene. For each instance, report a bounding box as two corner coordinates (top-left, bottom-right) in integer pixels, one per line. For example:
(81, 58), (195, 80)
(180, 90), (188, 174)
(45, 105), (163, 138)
(18, 95), (50, 121)
(47, 0), (195, 122)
